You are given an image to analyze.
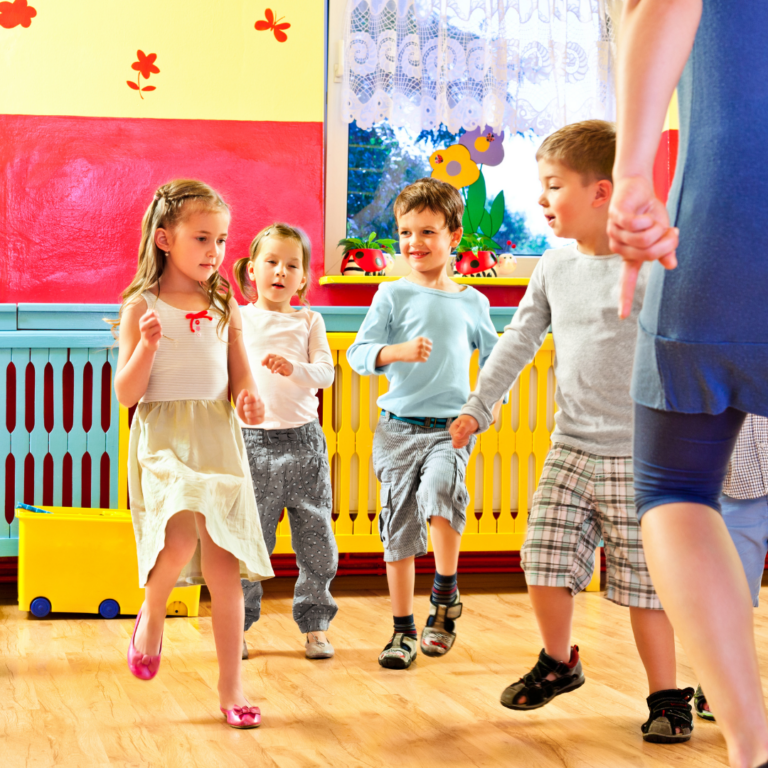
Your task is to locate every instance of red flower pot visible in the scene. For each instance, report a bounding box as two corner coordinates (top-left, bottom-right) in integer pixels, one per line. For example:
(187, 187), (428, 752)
(454, 250), (498, 276)
(341, 248), (389, 275)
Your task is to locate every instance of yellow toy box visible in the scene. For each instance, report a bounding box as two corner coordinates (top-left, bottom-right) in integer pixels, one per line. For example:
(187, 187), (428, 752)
(17, 505), (200, 619)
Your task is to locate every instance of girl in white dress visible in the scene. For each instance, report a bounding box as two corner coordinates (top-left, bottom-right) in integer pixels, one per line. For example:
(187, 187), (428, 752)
(113, 179), (274, 729)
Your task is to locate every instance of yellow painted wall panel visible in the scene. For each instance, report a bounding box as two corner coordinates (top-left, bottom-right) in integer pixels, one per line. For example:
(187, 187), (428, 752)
(0, 0), (324, 122)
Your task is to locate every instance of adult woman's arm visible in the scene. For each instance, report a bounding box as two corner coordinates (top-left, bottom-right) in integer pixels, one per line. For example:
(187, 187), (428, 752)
(609, 0), (702, 318)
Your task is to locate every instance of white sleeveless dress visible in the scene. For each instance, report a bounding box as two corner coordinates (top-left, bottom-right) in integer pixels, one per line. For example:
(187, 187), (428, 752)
(127, 291), (274, 587)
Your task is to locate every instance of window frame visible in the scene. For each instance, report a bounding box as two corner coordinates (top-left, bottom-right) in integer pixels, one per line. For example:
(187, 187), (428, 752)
(324, 0), (349, 276)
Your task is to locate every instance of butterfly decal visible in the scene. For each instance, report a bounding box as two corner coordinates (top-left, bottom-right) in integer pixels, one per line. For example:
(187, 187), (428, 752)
(255, 8), (290, 43)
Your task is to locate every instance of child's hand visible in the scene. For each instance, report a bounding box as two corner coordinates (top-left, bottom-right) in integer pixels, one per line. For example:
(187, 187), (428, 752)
(607, 175), (679, 319)
(261, 353), (294, 377)
(139, 309), (162, 352)
(450, 415), (479, 449)
(400, 336), (432, 363)
(236, 389), (265, 426)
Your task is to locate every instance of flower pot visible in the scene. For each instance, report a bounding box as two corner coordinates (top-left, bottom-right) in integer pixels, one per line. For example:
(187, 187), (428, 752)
(341, 248), (390, 276)
(453, 250), (498, 277)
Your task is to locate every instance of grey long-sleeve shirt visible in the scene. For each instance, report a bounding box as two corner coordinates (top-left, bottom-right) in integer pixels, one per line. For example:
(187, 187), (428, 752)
(461, 245), (649, 457)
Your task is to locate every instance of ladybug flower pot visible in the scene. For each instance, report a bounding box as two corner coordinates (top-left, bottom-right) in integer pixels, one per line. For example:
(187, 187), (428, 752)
(453, 250), (498, 277)
(341, 248), (390, 276)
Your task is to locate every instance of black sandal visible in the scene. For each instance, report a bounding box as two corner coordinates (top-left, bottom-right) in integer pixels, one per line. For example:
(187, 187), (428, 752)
(642, 688), (694, 743)
(693, 684), (715, 721)
(500, 646), (585, 711)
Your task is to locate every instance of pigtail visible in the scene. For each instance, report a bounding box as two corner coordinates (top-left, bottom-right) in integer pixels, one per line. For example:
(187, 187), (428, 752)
(233, 255), (257, 303)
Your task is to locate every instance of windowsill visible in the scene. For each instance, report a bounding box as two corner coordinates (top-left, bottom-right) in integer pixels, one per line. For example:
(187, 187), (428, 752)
(319, 275), (530, 286)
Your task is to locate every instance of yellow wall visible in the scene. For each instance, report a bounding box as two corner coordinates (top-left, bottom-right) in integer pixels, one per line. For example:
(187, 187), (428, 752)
(0, 0), (324, 122)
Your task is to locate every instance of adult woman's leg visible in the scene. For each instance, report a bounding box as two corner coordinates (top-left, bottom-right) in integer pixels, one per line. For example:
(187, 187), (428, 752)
(634, 405), (768, 768)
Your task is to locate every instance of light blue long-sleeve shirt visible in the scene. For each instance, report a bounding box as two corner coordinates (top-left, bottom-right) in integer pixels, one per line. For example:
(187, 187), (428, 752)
(347, 279), (500, 417)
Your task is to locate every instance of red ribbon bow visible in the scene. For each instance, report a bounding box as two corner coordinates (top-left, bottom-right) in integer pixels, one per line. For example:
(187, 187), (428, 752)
(185, 310), (212, 333)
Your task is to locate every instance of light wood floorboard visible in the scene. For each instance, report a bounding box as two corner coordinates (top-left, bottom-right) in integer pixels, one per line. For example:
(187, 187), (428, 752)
(3, 581), (764, 768)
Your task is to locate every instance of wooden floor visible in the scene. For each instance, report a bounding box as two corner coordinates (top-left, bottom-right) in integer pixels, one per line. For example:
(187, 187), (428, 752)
(4, 577), (767, 768)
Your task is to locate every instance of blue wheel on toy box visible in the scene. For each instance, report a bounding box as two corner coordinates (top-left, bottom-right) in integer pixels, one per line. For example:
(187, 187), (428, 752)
(30, 597), (52, 618)
(98, 599), (120, 619)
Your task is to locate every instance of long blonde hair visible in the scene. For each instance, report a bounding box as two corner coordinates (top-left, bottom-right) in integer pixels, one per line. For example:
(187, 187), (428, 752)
(233, 222), (312, 305)
(111, 179), (232, 338)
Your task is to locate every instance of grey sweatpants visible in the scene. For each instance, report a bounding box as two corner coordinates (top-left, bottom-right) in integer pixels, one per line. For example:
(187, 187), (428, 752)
(241, 420), (338, 634)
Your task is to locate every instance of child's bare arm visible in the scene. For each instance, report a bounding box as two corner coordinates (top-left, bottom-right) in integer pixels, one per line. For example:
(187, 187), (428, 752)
(227, 302), (265, 425)
(114, 299), (160, 407)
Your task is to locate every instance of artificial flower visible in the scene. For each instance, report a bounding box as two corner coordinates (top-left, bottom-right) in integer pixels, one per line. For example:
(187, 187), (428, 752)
(429, 144), (480, 189)
(459, 125), (505, 166)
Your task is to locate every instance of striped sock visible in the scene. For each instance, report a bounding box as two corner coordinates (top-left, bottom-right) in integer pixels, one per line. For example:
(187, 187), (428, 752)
(393, 614), (417, 638)
(431, 571), (458, 606)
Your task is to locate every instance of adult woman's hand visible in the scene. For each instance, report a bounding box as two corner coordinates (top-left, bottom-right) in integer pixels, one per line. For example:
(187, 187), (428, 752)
(608, 175), (679, 318)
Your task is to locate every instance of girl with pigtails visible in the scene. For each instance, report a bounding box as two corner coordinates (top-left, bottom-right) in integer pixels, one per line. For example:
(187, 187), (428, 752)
(113, 179), (273, 729)
(233, 223), (338, 661)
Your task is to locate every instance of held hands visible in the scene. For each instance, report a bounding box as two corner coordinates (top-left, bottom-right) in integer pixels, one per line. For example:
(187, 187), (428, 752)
(398, 336), (432, 363)
(607, 175), (679, 319)
(139, 309), (162, 352)
(449, 415), (479, 449)
(262, 353), (294, 377)
(236, 389), (265, 426)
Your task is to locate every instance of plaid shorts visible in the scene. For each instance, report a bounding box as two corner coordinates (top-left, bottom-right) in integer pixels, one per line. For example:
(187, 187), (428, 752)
(521, 443), (661, 610)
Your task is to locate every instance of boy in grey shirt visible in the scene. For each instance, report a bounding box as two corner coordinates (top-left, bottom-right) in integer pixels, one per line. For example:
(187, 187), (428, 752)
(450, 121), (694, 744)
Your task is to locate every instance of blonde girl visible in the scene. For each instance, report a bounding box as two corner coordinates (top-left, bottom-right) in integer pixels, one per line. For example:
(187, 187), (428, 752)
(233, 224), (338, 660)
(114, 179), (273, 729)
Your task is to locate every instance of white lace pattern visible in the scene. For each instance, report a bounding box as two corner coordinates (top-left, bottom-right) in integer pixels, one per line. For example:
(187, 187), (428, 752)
(342, 0), (616, 136)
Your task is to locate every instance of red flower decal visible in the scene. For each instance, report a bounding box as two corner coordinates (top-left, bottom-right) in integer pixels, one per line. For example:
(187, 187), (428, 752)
(0, 0), (37, 29)
(185, 311), (212, 333)
(127, 50), (160, 99)
(132, 50), (159, 79)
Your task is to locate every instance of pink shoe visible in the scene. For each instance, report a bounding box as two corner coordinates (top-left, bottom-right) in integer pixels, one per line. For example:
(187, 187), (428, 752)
(220, 705), (261, 729)
(127, 608), (163, 681)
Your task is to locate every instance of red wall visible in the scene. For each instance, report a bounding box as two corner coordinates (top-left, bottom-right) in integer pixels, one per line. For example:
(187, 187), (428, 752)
(0, 114), (324, 305)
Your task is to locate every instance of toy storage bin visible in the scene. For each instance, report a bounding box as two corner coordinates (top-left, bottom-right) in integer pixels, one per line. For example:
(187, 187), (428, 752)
(17, 506), (200, 618)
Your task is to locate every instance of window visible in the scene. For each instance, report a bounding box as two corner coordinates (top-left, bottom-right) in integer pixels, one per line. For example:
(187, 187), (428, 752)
(325, 0), (611, 275)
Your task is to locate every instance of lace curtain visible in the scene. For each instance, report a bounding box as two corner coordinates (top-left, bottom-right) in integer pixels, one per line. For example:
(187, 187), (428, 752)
(341, 0), (616, 136)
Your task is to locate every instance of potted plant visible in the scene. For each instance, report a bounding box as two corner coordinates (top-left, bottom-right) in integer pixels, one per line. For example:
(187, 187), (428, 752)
(337, 232), (396, 276)
(454, 233), (501, 277)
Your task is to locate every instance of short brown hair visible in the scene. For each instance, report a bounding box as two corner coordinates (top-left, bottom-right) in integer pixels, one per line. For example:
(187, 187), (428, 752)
(536, 120), (616, 182)
(393, 177), (464, 232)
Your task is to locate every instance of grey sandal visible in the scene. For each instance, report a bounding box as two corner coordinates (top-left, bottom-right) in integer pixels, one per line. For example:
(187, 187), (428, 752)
(420, 593), (462, 657)
(379, 633), (418, 669)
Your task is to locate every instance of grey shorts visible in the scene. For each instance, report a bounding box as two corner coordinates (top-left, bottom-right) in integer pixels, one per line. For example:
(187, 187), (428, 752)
(372, 412), (476, 562)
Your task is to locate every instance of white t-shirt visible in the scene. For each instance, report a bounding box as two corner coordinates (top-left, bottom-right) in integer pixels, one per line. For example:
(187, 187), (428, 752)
(239, 304), (335, 430)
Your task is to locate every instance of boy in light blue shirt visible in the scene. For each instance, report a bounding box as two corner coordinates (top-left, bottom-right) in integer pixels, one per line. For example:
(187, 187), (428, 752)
(348, 177), (500, 669)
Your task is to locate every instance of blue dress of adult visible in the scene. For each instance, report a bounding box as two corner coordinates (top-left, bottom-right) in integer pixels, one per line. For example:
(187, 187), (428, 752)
(608, 2), (768, 767)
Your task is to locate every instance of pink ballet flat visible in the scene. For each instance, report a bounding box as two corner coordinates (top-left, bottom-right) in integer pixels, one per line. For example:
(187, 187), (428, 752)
(127, 608), (163, 681)
(220, 705), (261, 729)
